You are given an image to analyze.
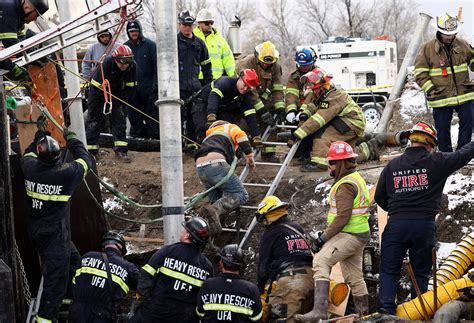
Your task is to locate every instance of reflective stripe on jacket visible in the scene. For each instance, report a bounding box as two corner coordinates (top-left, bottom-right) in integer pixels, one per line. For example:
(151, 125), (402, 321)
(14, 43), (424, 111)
(205, 123), (249, 151)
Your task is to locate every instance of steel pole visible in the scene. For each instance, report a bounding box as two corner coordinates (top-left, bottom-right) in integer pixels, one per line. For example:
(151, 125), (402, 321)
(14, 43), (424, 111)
(56, 1), (87, 144)
(155, 0), (185, 244)
(375, 13), (432, 132)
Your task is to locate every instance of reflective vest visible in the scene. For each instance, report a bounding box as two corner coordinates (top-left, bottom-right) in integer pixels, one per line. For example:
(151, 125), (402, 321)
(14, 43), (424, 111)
(327, 171), (370, 233)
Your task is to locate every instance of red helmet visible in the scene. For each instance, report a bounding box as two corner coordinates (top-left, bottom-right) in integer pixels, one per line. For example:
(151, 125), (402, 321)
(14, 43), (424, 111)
(240, 69), (260, 89)
(301, 67), (333, 90)
(403, 121), (438, 146)
(112, 44), (133, 60)
(327, 141), (358, 161)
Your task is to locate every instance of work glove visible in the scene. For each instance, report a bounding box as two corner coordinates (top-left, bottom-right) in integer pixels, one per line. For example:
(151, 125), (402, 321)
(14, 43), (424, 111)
(63, 127), (77, 142)
(206, 114), (217, 129)
(309, 231), (325, 253)
(260, 111), (275, 126)
(275, 108), (286, 124)
(287, 133), (299, 148)
(36, 115), (47, 132)
(252, 135), (263, 148)
(7, 64), (31, 82)
(286, 112), (296, 124)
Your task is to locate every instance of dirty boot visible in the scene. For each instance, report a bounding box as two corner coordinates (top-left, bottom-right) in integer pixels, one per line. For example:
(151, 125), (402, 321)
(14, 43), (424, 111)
(115, 151), (131, 163)
(295, 280), (329, 321)
(353, 294), (369, 317)
(261, 153), (280, 163)
(301, 161), (326, 172)
(200, 204), (222, 235)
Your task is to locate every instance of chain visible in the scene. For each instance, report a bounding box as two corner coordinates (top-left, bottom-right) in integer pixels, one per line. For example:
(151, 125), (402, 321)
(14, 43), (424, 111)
(14, 240), (32, 305)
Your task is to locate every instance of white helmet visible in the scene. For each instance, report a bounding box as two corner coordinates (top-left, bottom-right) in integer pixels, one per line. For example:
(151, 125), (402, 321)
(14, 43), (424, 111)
(196, 9), (215, 22)
(433, 12), (460, 35)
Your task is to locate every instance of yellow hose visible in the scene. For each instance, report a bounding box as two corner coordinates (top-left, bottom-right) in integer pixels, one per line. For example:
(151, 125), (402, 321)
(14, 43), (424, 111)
(396, 277), (474, 320)
(431, 232), (474, 287)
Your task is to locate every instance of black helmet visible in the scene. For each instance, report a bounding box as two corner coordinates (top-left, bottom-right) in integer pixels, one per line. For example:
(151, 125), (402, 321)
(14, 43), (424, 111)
(101, 230), (127, 255)
(30, 0), (49, 15)
(182, 217), (209, 247)
(220, 244), (245, 269)
(36, 135), (61, 165)
(178, 10), (196, 24)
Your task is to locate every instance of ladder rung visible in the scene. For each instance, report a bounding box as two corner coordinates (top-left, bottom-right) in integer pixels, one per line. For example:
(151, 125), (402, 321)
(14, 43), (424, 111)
(222, 228), (248, 233)
(255, 161), (284, 166)
(243, 183), (272, 187)
(276, 124), (297, 129)
(262, 141), (288, 146)
(240, 205), (258, 210)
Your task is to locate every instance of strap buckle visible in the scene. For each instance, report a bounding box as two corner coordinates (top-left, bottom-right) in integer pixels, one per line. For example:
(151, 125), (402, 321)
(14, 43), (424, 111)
(103, 102), (112, 115)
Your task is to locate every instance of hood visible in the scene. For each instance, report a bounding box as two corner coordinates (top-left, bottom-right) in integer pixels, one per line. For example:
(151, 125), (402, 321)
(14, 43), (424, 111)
(332, 159), (356, 181)
(126, 20), (143, 41)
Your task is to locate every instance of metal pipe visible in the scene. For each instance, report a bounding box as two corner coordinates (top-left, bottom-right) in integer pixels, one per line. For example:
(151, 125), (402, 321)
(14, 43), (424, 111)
(375, 13), (432, 132)
(433, 248), (438, 312)
(56, 0), (87, 144)
(407, 261), (430, 321)
(155, 0), (184, 244)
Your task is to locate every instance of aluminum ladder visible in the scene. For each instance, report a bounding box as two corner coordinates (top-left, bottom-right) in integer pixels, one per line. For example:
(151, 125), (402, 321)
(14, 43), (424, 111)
(26, 276), (43, 323)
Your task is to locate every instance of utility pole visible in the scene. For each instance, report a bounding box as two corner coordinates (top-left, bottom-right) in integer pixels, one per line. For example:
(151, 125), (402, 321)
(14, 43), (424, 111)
(155, 0), (185, 244)
(56, 1), (87, 144)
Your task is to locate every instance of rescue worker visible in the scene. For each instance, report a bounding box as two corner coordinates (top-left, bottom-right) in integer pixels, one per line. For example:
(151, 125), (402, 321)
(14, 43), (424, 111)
(287, 68), (366, 171)
(190, 68), (262, 146)
(177, 10), (213, 145)
(194, 8), (235, 80)
(82, 30), (120, 79)
(86, 44), (137, 163)
(296, 141), (370, 321)
(130, 217), (214, 322)
(414, 12), (474, 152)
(68, 230), (139, 322)
(125, 20), (159, 139)
(256, 195), (313, 322)
(375, 122), (474, 315)
(21, 126), (92, 323)
(196, 244), (263, 322)
(0, 0), (49, 81)
(196, 121), (255, 236)
(236, 41), (285, 161)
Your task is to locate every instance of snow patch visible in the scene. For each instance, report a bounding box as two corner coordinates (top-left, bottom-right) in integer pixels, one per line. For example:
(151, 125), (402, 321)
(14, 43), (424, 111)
(103, 197), (123, 211)
(399, 88), (427, 122)
(437, 242), (457, 261)
(443, 172), (474, 210)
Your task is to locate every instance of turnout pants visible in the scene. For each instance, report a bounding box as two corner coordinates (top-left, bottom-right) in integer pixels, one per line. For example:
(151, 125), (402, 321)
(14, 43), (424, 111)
(130, 302), (198, 323)
(68, 302), (113, 323)
(128, 90), (159, 139)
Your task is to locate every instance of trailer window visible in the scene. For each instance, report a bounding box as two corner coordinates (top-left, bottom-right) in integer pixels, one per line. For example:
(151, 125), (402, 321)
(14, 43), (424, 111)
(390, 48), (395, 63)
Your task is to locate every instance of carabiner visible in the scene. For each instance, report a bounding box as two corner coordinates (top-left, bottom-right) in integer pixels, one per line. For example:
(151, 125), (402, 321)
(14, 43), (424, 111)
(103, 102), (112, 115)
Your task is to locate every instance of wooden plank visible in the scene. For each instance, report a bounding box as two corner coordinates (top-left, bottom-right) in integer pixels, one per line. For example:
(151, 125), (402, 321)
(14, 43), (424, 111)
(16, 101), (41, 154)
(380, 153), (402, 161)
(377, 206), (388, 249)
(123, 236), (164, 244)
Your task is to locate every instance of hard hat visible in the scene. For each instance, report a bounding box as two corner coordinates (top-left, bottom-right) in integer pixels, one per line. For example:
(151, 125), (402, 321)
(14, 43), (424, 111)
(178, 10), (196, 24)
(239, 69), (260, 89)
(255, 195), (289, 223)
(182, 217), (210, 247)
(30, 0), (49, 15)
(101, 230), (127, 255)
(295, 47), (318, 67)
(36, 135), (61, 165)
(327, 141), (358, 161)
(219, 244), (245, 269)
(196, 9), (215, 22)
(112, 45), (134, 64)
(402, 121), (438, 146)
(301, 68), (333, 90)
(254, 41), (279, 64)
(434, 12), (460, 35)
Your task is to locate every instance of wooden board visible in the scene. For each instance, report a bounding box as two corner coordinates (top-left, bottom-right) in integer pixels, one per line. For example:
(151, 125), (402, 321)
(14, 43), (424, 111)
(377, 206), (388, 248)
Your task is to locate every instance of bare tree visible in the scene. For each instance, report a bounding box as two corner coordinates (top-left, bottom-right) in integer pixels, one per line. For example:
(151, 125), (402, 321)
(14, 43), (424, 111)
(176, 0), (208, 16)
(214, 0), (255, 38)
(302, 0), (337, 42)
(335, 0), (378, 38)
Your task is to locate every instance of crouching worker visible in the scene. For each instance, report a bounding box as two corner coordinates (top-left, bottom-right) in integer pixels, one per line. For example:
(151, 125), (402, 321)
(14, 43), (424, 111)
(197, 244), (263, 322)
(196, 121), (255, 235)
(296, 141), (370, 321)
(256, 196), (314, 322)
(68, 231), (139, 322)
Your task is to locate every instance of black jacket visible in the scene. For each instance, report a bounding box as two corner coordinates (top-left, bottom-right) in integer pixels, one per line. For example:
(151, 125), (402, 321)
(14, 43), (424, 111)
(196, 272), (263, 322)
(0, 0), (24, 70)
(375, 141), (474, 220)
(177, 31), (212, 99)
(257, 217), (312, 292)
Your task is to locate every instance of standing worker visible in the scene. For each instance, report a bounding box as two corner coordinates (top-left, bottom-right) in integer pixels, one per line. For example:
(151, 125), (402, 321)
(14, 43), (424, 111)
(82, 30), (120, 80)
(21, 126), (92, 323)
(375, 122), (474, 315)
(130, 217), (214, 322)
(255, 195), (313, 322)
(194, 8), (235, 80)
(196, 244), (263, 322)
(86, 44), (137, 163)
(414, 12), (473, 152)
(296, 141), (370, 321)
(68, 231), (139, 322)
(124, 20), (159, 139)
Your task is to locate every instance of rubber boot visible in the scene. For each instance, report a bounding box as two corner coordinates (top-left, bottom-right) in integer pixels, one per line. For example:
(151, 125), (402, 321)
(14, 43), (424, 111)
(295, 280), (329, 322)
(200, 204), (222, 235)
(353, 294), (369, 317)
(115, 151), (131, 163)
(301, 162), (327, 172)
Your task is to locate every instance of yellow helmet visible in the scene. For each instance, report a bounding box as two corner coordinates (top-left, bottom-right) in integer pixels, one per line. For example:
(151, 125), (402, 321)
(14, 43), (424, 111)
(254, 41), (279, 64)
(255, 195), (289, 224)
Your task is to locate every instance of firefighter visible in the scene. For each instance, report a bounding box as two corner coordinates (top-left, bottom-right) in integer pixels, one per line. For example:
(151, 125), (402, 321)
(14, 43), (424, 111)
(194, 8), (235, 80)
(130, 217), (214, 322)
(0, 0), (49, 81)
(82, 30), (120, 79)
(287, 67), (366, 172)
(86, 44), (137, 163)
(296, 141), (370, 322)
(196, 244), (263, 322)
(255, 195), (313, 323)
(68, 231), (139, 322)
(375, 122), (474, 315)
(414, 12), (474, 152)
(236, 41), (285, 161)
(21, 127), (92, 323)
(196, 121), (255, 236)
